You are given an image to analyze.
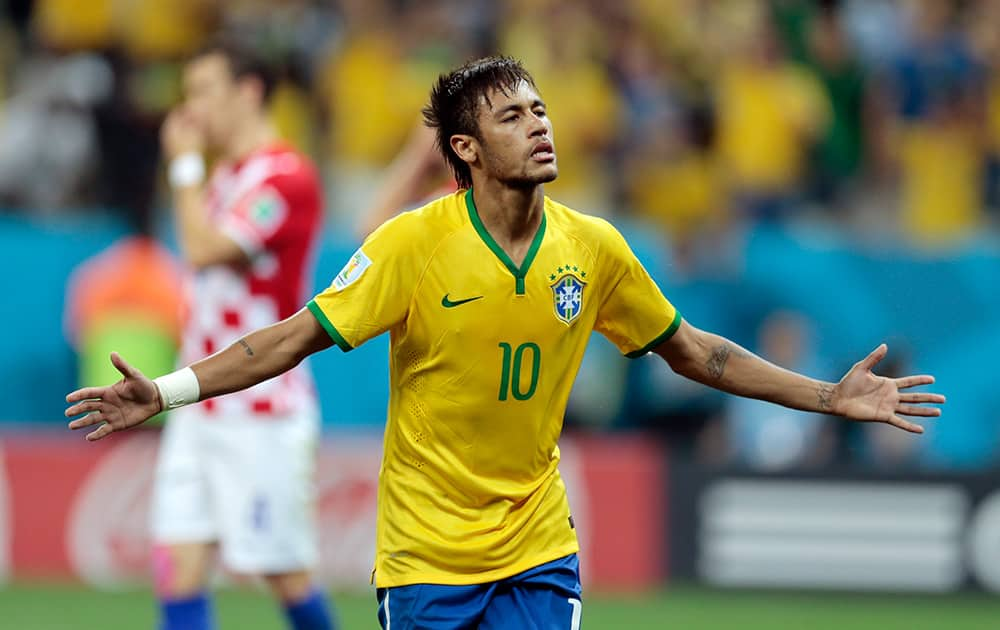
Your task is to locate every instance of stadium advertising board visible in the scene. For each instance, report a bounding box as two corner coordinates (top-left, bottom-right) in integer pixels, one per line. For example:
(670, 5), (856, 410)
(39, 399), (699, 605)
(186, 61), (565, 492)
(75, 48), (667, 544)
(668, 461), (1000, 593)
(0, 432), (665, 591)
(0, 448), (9, 583)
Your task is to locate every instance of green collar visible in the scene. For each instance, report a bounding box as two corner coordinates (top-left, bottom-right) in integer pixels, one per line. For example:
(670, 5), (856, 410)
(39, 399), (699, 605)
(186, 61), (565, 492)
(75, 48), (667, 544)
(465, 188), (546, 295)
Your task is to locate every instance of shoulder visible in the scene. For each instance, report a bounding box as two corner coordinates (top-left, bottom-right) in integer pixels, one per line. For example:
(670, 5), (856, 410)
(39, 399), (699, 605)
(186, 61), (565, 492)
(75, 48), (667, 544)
(363, 189), (467, 255)
(544, 197), (630, 254)
(250, 146), (321, 197)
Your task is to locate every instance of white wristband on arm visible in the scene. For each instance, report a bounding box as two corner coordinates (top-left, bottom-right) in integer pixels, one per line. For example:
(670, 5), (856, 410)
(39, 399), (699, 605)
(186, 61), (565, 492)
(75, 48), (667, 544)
(168, 152), (206, 188)
(153, 367), (201, 410)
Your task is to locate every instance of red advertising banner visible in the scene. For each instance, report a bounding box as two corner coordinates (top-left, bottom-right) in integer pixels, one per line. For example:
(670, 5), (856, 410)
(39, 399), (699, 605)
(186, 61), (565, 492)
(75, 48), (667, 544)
(0, 431), (666, 591)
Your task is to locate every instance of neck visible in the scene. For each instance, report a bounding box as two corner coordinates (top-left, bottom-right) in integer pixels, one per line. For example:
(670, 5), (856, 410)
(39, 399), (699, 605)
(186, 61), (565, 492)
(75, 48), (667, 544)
(224, 116), (277, 162)
(470, 178), (544, 245)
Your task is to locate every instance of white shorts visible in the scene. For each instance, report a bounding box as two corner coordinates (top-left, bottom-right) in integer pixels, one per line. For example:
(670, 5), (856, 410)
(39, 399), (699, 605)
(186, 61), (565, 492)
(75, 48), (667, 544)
(150, 407), (320, 574)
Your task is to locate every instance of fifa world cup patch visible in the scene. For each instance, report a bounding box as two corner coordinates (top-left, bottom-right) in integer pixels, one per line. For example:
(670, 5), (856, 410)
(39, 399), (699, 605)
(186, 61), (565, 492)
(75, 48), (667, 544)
(548, 264), (587, 325)
(333, 248), (372, 290)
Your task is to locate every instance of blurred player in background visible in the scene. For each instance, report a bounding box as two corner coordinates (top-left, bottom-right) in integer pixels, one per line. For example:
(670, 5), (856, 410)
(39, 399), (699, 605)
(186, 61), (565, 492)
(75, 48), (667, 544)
(355, 122), (452, 238)
(67, 56), (943, 629)
(151, 40), (336, 630)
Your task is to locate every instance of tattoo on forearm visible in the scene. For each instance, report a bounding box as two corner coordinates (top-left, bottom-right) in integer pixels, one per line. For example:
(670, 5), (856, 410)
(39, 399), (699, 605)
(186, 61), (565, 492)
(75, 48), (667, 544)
(706, 344), (731, 379)
(817, 384), (834, 411)
(238, 338), (254, 357)
(705, 343), (751, 379)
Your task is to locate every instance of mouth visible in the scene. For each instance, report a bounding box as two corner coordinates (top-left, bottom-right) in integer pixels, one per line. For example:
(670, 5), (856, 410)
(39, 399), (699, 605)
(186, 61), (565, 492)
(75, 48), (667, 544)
(530, 141), (555, 163)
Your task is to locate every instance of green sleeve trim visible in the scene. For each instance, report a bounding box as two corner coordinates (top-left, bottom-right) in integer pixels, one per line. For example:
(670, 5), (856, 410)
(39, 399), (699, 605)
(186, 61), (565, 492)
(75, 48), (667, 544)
(625, 310), (683, 359)
(307, 299), (353, 352)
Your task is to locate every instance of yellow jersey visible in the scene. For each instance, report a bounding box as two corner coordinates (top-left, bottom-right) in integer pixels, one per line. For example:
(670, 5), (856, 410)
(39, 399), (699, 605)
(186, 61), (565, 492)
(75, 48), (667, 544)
(308, 189), (680, 587)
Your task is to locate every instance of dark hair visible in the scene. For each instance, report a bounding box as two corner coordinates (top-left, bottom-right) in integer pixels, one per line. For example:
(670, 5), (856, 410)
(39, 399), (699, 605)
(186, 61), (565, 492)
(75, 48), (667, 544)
(422, 56), (538, 189)
(193, 38), (277, 105)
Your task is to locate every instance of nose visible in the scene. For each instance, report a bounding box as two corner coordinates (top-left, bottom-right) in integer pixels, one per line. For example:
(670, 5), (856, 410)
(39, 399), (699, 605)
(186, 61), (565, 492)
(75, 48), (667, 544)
(528, 113), (548, 138)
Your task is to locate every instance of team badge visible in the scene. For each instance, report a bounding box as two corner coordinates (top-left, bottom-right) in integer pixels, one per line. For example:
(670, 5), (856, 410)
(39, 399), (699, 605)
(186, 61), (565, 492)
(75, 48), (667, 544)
(245, 187), (286, 236)
(551, 273), (586, 324)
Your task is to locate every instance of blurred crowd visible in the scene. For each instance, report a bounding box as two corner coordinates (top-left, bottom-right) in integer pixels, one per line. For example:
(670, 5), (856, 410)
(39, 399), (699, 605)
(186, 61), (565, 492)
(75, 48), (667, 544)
(2, 0), (998, 470)
(3, 0), (1000, 239)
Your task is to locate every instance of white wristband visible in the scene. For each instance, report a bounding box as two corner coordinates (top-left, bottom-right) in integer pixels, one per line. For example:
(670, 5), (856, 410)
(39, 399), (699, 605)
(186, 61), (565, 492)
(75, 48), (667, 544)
(153, 367), (201, 410)
(168, 152), (206, 188)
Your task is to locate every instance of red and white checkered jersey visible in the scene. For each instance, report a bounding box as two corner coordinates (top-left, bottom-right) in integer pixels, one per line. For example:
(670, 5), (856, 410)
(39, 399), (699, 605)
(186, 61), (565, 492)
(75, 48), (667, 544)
(179, 142), (322, 419)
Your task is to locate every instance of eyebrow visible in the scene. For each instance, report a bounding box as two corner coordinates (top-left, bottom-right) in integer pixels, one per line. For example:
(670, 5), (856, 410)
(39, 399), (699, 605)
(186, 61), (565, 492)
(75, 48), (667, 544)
(494, 99), (547, 118)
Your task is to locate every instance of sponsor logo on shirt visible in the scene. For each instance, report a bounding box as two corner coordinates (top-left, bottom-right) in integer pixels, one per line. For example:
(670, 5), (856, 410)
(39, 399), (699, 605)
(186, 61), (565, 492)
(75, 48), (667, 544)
(441, 294), (483, 308)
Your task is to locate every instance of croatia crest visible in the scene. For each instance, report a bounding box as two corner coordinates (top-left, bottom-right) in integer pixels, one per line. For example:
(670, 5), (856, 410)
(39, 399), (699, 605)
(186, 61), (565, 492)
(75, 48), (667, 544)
(551, 274), (586, 324)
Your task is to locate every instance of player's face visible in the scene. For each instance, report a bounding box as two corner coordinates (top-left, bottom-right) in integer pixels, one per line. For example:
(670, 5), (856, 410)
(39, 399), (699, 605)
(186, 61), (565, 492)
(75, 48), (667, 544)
(475, 81), (558, 187)
(182, 54), (242, 150)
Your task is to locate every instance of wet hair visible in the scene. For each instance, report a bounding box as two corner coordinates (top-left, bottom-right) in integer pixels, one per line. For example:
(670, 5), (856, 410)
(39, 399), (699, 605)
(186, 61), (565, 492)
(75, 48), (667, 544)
(192, 37), (277, 105)
(422, 56), (538, 189)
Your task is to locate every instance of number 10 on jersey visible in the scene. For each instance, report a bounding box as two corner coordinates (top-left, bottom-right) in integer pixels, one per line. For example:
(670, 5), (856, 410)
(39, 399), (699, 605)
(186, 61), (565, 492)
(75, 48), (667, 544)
(498, 342), (540, 401)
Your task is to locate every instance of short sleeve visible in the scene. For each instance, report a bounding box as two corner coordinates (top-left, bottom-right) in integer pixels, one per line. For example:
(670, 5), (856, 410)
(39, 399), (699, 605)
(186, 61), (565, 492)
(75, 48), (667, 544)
(594, 223), (681, 358)
(219, 168), (320, 259)
(307, 215), (421, 352)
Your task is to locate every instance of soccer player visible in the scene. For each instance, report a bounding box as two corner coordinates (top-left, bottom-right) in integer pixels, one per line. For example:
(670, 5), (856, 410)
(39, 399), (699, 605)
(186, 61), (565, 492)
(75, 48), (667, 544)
(147, 41), (335, 630)
(67, 56), (944, 629)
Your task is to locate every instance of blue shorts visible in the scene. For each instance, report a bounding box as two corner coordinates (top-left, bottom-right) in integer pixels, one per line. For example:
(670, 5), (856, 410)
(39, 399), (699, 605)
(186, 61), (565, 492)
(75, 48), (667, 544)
(376, 553), (583, 630)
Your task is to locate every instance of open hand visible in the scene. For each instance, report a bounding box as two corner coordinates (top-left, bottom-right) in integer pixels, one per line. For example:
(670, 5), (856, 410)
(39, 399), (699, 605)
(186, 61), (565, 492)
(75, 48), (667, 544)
(832, 344), (945, 433)
(65, 352), (162, 441)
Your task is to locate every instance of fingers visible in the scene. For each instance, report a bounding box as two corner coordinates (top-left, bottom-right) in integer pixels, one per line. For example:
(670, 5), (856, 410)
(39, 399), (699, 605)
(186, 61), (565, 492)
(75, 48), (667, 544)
(888, 415), (924, 434)
(65, 399), (103, 419)
(67, 402), (105, 430)
(894, 375), (936, 389)
(66, 386), (109, 403)
(896, 404), (941, 418)
(110, 352), (140, 379)
(899, 392), (946, 404)
(68, 413), (102, 430)
(67, 404), (116, 440)
(86, 424), (115, 441)
(858, 343), (888, 371)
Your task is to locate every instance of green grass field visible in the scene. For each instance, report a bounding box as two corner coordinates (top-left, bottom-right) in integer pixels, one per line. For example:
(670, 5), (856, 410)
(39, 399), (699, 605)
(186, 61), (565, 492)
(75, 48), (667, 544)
(2, 582), (998, 629)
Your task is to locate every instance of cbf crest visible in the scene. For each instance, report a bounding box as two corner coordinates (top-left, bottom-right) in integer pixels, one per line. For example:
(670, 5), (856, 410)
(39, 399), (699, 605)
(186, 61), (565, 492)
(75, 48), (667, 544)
(550, 272), (586, 325)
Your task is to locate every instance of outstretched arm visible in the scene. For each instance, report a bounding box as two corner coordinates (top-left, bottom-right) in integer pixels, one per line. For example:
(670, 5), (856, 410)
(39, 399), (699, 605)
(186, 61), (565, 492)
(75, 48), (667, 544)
(66, 308), (332, 441)
(654, 319), (944, 433)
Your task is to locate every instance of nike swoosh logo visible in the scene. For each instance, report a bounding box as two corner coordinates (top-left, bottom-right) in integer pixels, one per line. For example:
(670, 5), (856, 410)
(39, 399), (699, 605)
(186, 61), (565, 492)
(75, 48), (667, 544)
(441, 294), (484, 308)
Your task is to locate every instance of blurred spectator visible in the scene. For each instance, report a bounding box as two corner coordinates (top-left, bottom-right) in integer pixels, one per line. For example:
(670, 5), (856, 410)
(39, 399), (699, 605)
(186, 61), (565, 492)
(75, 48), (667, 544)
(34, 0), (115, 52)
(966, 0), (1000, 215)
(711, 2), (831, 220)
(802, 2), (869, 206)
(624, 103), (726, 257)
(34, 0), (213, 58)
(882, 0), (985, 246)
(0, 53), (112, 210)
(320, 0), (470, 169)
(840, 0), (906, 68)
(64, 235), (183, 422)
(607, 9), (726, 250)
(319, 0), (468, 224)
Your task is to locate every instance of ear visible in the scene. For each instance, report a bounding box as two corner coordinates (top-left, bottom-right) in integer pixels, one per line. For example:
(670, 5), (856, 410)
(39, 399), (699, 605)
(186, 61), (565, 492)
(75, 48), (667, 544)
(449, 134), (478, 167)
